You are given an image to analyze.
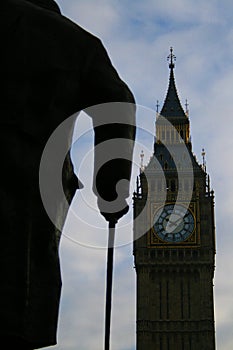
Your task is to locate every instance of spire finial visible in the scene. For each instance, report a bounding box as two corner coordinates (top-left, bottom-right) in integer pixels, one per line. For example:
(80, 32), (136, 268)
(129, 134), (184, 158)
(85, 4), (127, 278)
(156, 100), (160, 113)
(201, 148), (206, 172)
(167, 47), (176, 69)
(140, 150), (145, 173)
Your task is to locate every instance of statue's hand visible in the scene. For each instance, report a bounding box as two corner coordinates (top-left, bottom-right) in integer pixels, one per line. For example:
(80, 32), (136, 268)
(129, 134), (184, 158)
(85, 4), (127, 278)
(97, 198), (129, 223)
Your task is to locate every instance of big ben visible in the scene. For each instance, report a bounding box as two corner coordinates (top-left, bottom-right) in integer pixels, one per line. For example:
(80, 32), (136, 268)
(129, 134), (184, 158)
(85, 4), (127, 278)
(133, 48), (216, 350)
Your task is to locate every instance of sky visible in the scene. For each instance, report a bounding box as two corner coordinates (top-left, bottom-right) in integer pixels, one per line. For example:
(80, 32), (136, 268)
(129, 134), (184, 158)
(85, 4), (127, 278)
(44, 1), (233, 349)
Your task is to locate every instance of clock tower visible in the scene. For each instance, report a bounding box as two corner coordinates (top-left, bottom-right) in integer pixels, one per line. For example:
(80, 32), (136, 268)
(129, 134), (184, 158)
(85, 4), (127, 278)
(133, 48), (216, 350)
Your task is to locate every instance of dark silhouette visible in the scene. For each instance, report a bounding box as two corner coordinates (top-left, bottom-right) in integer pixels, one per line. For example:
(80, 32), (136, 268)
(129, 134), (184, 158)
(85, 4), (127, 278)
(1, 0), (135, 348)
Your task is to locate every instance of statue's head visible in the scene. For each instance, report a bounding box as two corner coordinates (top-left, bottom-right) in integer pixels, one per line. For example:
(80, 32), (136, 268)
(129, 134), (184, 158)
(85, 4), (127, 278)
(25, 0), (61, 14)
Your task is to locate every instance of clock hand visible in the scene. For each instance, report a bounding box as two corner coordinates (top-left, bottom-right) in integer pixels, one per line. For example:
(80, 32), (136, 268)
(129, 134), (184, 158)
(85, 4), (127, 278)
(165, 213), (187, 232)
(168, 212), (188, 226)
(170, 217), (182, 226)
(165, 216), (181, 227)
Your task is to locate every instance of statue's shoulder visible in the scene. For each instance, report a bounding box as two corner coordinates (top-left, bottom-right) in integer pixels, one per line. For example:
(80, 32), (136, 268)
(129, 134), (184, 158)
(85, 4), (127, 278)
(3, 0), (97, 38)
(2, 0), (104, 69)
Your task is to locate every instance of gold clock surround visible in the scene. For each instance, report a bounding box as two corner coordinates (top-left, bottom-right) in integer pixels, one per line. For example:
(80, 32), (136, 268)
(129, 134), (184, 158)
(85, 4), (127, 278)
(148, 202), (200, 248)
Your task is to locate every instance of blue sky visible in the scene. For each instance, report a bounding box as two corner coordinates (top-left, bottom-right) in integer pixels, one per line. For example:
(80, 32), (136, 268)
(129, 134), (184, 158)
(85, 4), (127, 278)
(44, 1), (233, 349)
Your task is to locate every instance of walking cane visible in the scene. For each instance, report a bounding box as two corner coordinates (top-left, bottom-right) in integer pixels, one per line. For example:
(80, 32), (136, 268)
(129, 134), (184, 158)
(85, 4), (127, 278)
(104, 218), (117, 350)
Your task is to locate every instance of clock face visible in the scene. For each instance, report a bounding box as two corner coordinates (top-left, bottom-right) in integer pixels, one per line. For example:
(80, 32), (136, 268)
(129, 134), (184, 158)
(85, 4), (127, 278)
(153, 204), (195, 243)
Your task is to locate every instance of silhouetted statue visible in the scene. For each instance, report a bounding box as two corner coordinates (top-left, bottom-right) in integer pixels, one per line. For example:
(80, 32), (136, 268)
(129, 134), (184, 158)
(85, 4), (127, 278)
(1, 0), (135, 348)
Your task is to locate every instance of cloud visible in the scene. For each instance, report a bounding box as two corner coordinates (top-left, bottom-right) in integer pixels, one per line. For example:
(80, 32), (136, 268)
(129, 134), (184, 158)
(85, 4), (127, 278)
(58, 0), (121, 39)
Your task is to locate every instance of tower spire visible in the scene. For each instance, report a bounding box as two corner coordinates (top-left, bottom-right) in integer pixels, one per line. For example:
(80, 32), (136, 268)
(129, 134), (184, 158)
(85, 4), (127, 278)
(160, 47), (187, 120)
(156, 48), (191, 147)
